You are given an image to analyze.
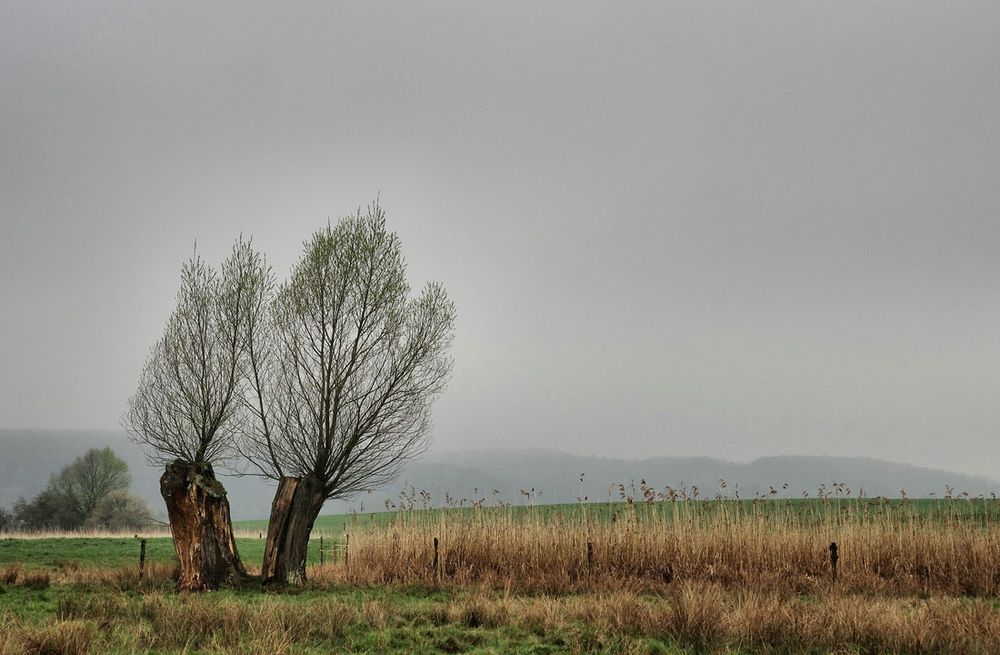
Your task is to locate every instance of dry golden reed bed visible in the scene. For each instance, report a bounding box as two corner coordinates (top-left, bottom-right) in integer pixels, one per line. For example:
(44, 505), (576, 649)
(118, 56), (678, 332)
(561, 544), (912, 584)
(341, 498), (1000, 596)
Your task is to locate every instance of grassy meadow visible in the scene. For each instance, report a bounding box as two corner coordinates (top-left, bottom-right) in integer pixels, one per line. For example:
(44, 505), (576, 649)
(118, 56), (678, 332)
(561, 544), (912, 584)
(1, 494), (998, 653)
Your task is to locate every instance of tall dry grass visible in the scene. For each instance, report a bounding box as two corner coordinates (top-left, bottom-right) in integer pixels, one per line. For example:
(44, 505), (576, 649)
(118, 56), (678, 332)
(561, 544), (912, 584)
(335, 495), (1000, 595)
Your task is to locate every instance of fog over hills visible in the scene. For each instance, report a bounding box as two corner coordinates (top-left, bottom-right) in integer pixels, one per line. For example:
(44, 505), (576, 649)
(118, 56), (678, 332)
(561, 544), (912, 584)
(1, 430), (996, 521)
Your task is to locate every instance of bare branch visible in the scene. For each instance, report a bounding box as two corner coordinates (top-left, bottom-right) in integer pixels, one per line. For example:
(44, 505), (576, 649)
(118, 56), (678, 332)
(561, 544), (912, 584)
(124, 239), (269, 467)
(239, 202), (455, 502)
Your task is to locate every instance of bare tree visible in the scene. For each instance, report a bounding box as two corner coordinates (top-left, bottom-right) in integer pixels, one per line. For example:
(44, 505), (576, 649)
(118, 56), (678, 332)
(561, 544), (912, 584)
(124, 239), (269, 591)
(241, 203), (455, 586)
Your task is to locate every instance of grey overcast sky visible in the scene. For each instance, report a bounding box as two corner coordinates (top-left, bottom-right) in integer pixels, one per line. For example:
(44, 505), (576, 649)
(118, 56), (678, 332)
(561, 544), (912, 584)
(2, 2), (999, 478)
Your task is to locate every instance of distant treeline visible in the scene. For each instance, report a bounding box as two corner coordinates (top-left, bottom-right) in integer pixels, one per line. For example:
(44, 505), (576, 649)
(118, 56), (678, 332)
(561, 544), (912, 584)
(0, 447), (154, 532)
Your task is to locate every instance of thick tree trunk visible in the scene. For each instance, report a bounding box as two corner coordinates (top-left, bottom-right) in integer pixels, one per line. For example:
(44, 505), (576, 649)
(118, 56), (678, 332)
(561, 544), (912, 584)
(261, 475), (326, 587)
(160, 461), (246, 592)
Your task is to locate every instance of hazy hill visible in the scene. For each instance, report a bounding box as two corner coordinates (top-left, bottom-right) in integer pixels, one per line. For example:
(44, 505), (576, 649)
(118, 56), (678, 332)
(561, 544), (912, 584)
(0, 430), (996, 521)
(410, 450), (999, 506)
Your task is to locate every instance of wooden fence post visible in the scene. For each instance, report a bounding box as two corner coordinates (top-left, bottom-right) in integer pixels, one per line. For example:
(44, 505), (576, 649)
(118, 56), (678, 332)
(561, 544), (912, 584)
(433, 536), (439, 584)
(139, 539), (147, 580)
(320, 535), (324, 566)
(829, 542), (838, 582)
(345, 533), (350, 575)
(587, 541), (594, 575)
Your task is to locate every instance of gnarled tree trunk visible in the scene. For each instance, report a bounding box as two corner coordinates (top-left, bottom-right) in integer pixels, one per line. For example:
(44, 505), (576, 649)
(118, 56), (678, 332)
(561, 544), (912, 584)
(160, 461), (246, 591)
(262, 475), (326, 587)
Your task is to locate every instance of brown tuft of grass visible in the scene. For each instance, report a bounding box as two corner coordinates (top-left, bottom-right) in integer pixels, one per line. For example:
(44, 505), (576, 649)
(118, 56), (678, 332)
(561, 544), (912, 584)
(0, 566), (19, 586)
(17, 571), (51, 590)
(3, 565), (77, 591)
(13, 620), (95, 655)
(0, 615), (17, 655)
(360, 599), (388, 628)
(452, 594), (510, 629)
(44, 561), (177, 590)
(667, 582), (724, 648)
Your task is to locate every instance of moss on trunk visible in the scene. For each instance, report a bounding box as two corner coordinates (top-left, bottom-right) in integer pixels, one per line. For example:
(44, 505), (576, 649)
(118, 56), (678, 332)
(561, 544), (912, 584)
(160, 461), (245, 592)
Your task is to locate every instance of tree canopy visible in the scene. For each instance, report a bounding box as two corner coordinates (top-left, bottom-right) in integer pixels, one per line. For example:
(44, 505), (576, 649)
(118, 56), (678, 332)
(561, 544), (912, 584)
(48, 447), (130, 526)
(125, 240), (269, 466)
(241, 204), (456, 500)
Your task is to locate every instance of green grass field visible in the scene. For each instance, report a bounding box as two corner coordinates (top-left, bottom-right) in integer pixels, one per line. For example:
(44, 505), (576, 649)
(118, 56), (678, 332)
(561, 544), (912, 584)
(0, 536), (343, 571)
(2, 498), (998, 654)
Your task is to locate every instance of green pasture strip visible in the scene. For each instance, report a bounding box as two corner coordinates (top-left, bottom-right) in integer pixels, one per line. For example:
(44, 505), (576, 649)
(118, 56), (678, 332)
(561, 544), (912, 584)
(0, 536), (345, 571)
(237, 496), (1000, 535)
(0, 538), (284, 570)
(0, 537), (175, 570)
